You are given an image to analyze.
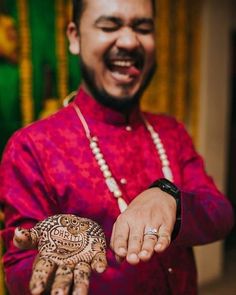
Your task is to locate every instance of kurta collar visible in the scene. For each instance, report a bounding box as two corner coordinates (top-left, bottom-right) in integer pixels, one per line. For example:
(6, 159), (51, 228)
(73, 87), (143, 126)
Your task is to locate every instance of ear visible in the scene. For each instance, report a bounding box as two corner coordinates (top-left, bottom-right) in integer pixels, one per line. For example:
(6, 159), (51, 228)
(67, 22), (80, 55)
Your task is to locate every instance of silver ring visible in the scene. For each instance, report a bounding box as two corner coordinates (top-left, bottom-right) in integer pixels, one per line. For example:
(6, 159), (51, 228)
(144, 227), (159, 237)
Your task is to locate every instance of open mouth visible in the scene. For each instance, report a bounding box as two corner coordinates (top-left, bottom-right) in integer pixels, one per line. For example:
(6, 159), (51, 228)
(109, 60), (141, 76)
(105, 53), (144, 83)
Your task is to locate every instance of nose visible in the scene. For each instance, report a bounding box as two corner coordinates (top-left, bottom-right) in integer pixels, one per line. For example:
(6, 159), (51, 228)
(115, 27), (140, 51)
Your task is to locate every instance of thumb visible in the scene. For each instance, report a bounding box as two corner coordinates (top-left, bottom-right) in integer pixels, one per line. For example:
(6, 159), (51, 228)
(13, 227), (39, 250)
(91, 252), (108, 274)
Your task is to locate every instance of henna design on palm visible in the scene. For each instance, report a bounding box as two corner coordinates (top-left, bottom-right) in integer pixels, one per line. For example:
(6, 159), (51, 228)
(13, 214), (107, 295)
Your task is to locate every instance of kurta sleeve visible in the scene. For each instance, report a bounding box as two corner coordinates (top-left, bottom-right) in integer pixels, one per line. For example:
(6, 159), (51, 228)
(173, 122), (234, 246)
(0, 129), (59, 294)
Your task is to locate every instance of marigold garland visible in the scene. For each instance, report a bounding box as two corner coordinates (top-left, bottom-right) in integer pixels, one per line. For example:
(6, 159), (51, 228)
(17, 0), (34, 126)
(173, 0), (187, 121)
(156, 0), (171, 113)
(55, 0), (68, 104)
(189, 1), (202, 144)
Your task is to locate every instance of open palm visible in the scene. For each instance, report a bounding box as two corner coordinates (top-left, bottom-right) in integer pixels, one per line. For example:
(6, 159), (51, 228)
(13, 214), (107, 295)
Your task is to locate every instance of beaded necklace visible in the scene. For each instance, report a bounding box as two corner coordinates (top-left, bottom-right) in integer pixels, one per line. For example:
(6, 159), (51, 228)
(73, 103), (173, 213)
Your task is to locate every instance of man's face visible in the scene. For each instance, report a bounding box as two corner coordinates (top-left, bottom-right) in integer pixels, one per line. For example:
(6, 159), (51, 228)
(69, 0), (156, 108)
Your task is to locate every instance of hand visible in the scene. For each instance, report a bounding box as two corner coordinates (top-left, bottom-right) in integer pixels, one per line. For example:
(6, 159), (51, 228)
(110, 188), (177, 265)
(13, 214), (107, 295)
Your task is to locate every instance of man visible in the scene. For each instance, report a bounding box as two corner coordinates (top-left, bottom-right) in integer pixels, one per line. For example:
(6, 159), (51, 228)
(0, 0), (234, 294)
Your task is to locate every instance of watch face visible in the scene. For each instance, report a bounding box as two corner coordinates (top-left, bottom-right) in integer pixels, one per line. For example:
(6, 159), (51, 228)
(157, 178), (180, 198)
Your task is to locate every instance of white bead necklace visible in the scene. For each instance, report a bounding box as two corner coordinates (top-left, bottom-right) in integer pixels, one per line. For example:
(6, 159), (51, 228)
(73, 103), (173, 213)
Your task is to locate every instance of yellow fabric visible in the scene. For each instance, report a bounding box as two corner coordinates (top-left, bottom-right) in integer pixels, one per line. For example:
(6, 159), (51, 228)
(142, 0), (202, 143)
(187, 1), (202, 143)
(172, 0), (187, 121)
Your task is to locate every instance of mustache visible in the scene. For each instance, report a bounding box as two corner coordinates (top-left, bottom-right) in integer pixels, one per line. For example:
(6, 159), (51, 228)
(104, 48), (144, 67)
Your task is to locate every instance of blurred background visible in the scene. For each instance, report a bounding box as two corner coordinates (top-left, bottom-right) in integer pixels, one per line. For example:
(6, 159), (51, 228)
(0, 0), (235, 294)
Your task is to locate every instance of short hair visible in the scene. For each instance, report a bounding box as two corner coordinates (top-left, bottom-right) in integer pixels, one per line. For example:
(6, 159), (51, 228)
(72, 0), (156, 25)
(72, 0), (86, 25)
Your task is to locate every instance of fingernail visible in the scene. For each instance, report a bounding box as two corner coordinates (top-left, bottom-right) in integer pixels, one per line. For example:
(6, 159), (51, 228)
(140, 250), (148, 256)
(155, 243), (162, 251)
(128, 253), (138, 261)
(96, 265), (106, 273)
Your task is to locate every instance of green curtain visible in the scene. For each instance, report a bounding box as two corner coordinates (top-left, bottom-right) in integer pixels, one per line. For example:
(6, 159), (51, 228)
(0, 62), (21, 154)
(0, 0), (81, 155)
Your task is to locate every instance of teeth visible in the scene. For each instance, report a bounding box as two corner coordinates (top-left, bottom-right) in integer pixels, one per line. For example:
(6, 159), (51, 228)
(112, 60), (134, 67)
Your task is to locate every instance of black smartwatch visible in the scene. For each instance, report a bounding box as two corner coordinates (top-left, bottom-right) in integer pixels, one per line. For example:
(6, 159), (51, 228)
(149, 178), (181, 238)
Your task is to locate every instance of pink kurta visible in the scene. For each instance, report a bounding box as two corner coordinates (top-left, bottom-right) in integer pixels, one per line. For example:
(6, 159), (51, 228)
(0, 88), (234, 294)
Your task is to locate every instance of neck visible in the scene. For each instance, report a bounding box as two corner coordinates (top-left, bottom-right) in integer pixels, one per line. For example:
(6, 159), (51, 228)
(81, 82), (140, 118)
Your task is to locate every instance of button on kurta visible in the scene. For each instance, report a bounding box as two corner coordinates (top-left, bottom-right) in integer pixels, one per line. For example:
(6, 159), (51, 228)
(126, 126), (132, 131)
(120, 178), (127, 184)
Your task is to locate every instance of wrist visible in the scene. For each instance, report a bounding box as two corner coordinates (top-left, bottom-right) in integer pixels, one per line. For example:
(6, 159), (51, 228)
(149, 178), (181, 238)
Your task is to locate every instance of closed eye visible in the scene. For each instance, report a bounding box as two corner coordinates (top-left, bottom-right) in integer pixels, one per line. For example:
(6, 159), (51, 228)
(99, 25), (120, 32)
(132, 19), (154, 34)
(135, 27), (154, 34)
(95, 16), (122, 32)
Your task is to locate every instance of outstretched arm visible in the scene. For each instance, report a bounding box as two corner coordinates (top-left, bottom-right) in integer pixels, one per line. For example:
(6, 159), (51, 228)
(110, 121), (234, 264)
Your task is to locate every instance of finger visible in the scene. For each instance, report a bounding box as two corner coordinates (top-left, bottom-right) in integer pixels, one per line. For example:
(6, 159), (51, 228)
(13, 227), (38, 249)
(51, 265), (73, 295)
(72, 262), (91, 295)
(110, 221), (116, 250)
(126, 226), (144, 265)
(112, 217), (129, 258)
(138, 233), (157, 262)
(91, 251), (107, 273)
(29, 257), (56, 295)
(154, 225), (171, 253)
(110, 222), (124, 263)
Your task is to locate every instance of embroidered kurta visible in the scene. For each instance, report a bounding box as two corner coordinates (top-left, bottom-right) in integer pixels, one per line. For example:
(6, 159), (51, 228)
(0, 88), (234, 294)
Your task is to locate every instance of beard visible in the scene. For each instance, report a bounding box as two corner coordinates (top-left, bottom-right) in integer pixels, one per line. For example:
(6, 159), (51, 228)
(79, 55), (156, 112)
